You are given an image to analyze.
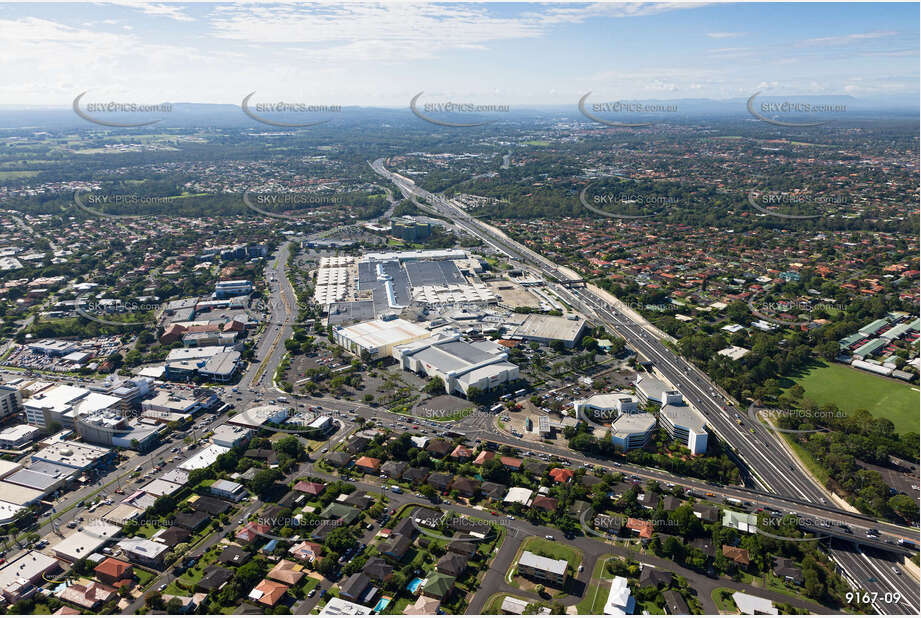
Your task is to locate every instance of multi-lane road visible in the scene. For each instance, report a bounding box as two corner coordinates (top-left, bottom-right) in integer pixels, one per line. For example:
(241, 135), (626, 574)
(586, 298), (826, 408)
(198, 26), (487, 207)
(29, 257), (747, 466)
(369, 157), (920, 614)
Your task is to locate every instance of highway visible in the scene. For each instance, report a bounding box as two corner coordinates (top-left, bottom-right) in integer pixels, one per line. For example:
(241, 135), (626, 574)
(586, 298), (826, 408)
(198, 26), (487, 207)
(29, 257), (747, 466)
(369, 157), (920, 614)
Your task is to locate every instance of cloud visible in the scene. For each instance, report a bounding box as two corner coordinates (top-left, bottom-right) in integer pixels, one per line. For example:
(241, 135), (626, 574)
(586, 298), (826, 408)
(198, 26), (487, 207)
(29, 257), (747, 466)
(706, 32), (744, 39)
(105, 2), (196, 22)
(798, 30), (897, 47)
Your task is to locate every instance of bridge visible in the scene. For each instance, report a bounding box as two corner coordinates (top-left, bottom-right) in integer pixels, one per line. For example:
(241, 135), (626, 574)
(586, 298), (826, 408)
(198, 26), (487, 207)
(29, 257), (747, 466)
(560, 279), (587, 288)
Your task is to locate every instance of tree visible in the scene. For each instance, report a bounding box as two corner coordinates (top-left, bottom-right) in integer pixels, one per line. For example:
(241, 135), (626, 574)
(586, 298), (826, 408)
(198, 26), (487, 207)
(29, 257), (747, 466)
(888, 494), (919, 522)
(250, 468), (283, 496)
(165, 598), (184, 614)
(424, 377), (446, 395)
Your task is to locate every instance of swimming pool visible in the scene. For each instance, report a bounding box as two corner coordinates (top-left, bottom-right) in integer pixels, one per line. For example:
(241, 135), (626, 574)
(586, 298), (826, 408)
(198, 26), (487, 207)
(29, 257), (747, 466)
(407, 577), (424, 593)
(372, 596), (392, 613)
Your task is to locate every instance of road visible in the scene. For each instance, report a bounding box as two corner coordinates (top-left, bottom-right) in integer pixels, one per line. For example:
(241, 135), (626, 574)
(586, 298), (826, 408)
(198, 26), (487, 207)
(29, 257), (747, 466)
(302, 459), (843, 616)
(368, 157), (920, 615)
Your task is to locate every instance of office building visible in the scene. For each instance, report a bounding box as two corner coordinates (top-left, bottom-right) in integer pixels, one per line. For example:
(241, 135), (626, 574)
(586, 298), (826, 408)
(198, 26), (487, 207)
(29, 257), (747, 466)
(211, 479), (247, 502)
(31, 440), (114, 472)
(214, 280), (253, 299)
(659, 404), (708, 455)
(75, 411), (160, 452)
(22, 385), (121, 429)
(391, 216), (431, 242)
(610, 412), (657, 452)
(211, 424), (254, 448)
(0, 384), (23, 421)
(573, 394), (637, 420)
(634, 375), (683, 407)
(0, 424), (41, 449)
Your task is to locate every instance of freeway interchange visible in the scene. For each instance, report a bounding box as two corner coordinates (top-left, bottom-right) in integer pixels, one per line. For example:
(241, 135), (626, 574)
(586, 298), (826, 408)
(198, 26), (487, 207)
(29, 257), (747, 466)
(368, 157), (920, 615)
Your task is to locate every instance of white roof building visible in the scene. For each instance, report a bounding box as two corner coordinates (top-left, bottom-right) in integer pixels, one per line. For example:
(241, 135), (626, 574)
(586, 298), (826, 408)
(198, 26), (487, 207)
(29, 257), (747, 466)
(230, 405), (290, 429)
(0, 550), (60, 597)
(31, 440), (112, 471)
(573, 394), (637, 420)
(503, 487), (533, 505)
(611, 413), (657, 452)
(732, 592), (778, 615)
(51, 522), (121, 562)
(319, 597), (373, 615)
(603, 576), (636, 615)
(178, 444), (230, 471)
(393, 334), (519, 396)
(659, 404), (708, 455)
(211, 423), (254, 448)
(22, 385), (120, 428)
(0, 424), (42, 448)
(333, 318), (431, 360)
(0, 500), (27, 525)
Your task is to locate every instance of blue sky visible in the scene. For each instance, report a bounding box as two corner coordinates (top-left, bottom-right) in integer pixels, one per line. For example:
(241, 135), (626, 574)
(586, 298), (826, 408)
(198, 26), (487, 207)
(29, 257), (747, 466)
(1, 1), (917, 106)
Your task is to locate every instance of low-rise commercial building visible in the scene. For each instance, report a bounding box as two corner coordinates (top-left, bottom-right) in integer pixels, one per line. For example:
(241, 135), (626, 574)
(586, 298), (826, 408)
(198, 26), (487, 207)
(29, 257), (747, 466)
(211, 424), (254, 448)
(211, 479), (247, 502)
(393, 333), (519, 396)
(0, 551), (61, 603)
(573, 394), (637, 420)
(634, 375), (683, 407)
(0, 424), (41, 449)
(333, 318), (431, 360)
(610, 413), (657, 452)
(508, 313), (587, 348)
(659, 404), (708, 455)
(31, 440), (114, 472)
(0, 384), (23, 421)
(214, 280), (253, 299)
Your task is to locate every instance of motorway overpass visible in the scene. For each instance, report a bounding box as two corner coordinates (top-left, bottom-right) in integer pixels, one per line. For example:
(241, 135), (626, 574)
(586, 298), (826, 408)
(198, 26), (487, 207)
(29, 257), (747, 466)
(369, 157), (920, 614)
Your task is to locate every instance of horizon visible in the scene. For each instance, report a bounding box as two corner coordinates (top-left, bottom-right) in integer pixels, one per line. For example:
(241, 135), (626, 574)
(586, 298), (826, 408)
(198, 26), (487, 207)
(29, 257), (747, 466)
(1, 1), (918, 107)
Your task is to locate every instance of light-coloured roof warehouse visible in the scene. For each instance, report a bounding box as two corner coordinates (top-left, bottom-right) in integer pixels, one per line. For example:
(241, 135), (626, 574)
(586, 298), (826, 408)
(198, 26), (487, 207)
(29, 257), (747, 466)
(337, 318), (430, 350)
(510, 313), (586, 344)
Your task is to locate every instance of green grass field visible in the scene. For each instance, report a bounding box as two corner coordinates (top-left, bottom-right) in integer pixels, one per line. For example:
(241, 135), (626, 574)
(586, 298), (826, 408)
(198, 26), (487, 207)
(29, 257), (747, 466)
(786, 362), (919, 434)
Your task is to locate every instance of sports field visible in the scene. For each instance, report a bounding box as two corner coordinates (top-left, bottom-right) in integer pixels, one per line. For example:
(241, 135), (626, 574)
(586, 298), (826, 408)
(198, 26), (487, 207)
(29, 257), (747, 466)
(787, 362), (919, 435)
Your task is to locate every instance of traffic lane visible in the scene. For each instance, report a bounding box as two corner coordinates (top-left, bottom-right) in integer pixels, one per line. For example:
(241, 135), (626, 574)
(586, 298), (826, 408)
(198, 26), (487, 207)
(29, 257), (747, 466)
(831, 547), (918, 614)
(478, 424), (915, 544)
(343, 399), (908, 544)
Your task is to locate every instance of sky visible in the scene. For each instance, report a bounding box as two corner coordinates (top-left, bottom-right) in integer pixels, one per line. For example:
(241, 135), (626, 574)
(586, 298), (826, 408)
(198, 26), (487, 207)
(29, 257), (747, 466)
(0, 1), (918, 107)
